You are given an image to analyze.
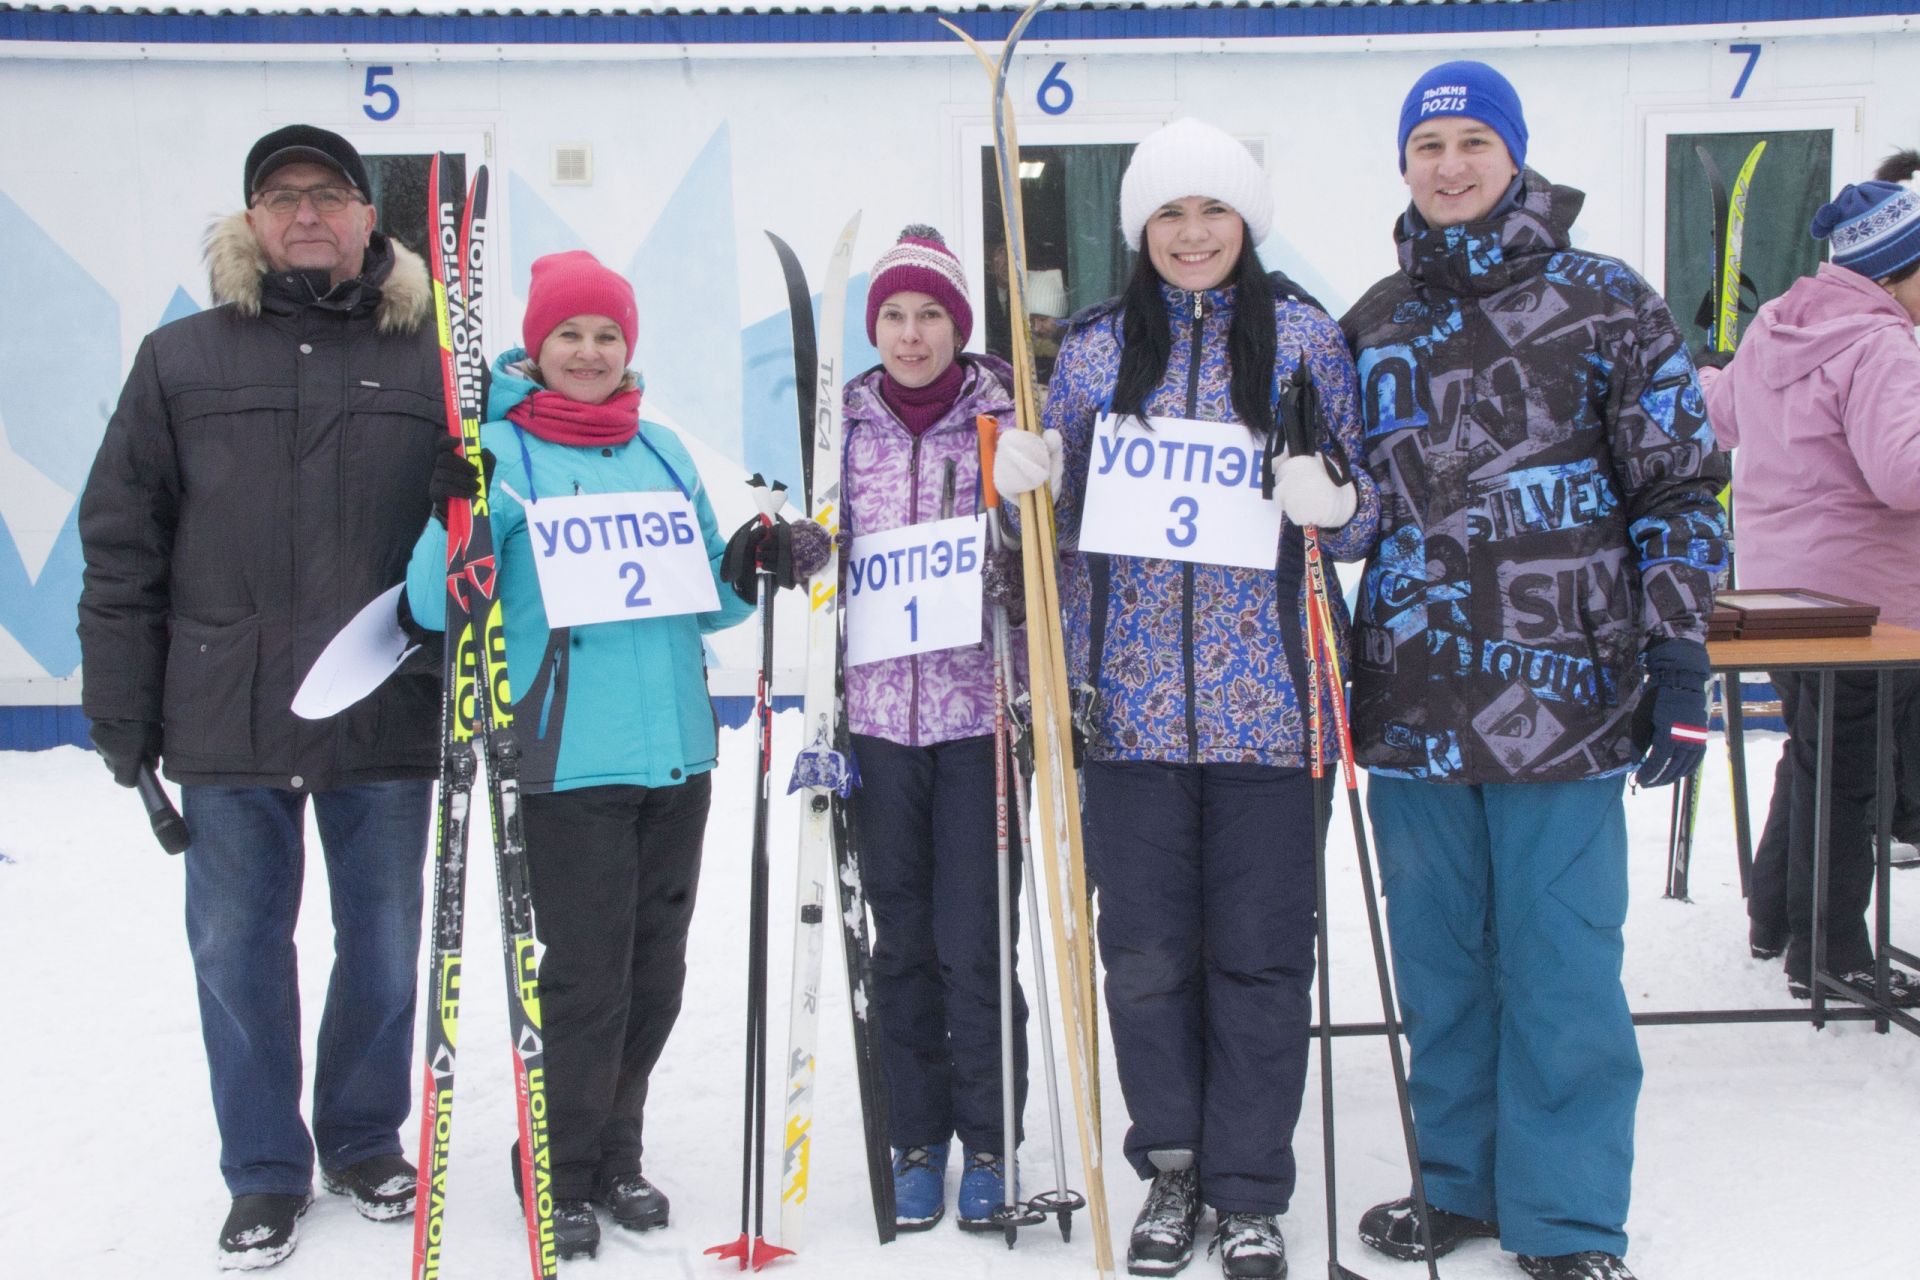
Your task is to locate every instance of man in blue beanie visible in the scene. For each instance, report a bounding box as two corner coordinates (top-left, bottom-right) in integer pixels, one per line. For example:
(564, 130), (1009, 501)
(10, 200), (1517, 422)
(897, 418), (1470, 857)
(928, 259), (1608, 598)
(1338, 60), (1727, 1280)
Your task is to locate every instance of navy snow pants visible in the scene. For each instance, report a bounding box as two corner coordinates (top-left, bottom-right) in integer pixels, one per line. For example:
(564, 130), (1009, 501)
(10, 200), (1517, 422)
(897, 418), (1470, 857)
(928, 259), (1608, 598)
(1083, 760), (1319, 1215)
(1368, 774), (1641, 1259)
(853, 733), (1028, 1156)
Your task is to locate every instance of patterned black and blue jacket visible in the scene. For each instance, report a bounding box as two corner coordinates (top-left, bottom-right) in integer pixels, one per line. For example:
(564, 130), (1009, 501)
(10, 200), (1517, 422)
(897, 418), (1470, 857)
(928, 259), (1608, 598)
(1340, 170), (1728, 784)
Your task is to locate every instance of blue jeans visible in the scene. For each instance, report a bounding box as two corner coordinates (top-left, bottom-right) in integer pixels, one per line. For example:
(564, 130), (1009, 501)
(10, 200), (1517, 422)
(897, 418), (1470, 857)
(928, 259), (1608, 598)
(182, 780), (432, 1196)
(1368, 774), (1640, 1258)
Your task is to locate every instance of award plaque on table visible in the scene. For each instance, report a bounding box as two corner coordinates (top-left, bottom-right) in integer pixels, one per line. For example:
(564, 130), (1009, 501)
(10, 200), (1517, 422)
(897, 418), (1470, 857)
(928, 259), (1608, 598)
(1707, 589), (1881, 640)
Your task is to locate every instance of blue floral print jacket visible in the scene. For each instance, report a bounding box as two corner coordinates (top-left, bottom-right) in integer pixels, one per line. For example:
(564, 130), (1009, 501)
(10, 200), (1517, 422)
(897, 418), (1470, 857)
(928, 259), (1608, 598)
(1039, 280), (1380, 767)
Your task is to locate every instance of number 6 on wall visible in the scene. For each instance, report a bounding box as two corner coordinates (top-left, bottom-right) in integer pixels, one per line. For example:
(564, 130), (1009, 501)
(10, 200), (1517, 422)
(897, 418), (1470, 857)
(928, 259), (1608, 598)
(362, 65), (400, 121)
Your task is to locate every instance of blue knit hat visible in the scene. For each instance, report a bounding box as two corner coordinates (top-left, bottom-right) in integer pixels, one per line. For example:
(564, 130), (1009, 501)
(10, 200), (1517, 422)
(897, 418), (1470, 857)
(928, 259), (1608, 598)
(1812, 181), (1920, 280)
(1397, 60), (1528, 173)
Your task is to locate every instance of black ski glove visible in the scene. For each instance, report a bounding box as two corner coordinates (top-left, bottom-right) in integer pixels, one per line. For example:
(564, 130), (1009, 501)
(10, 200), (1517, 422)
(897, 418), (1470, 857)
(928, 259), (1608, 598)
(1634, 637), (1712, 788)
(722, 517), (831, 604)
(91, 718), (160, 789)
(1693, 347), (1735, 371)
(983, 545), (1026, 628)
(428, 434), (495, 526)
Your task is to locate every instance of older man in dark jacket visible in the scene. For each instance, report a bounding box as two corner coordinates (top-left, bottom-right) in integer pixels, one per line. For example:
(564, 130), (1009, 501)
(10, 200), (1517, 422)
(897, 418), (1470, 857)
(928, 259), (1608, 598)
(77, 125), (443, 1270)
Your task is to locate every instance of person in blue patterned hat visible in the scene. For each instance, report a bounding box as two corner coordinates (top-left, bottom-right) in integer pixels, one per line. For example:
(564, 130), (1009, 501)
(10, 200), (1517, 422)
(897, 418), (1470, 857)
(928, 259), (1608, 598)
(1337, 61), (1728, 1280)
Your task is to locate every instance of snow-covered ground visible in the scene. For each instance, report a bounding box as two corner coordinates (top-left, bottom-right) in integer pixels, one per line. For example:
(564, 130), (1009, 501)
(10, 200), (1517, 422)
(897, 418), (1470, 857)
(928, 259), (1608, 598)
(2, 725), (1915, 1279)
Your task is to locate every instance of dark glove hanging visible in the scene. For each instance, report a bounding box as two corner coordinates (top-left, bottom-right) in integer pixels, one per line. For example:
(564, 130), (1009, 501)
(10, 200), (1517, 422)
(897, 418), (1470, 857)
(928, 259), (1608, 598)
(723, 516), (831, 604)
(1634, 637), (1713, 788)
(1693, 347), (1736, 371)
(428, 434), (495, 526)
(90, 718), (161, 789)
(983, 545), (1026, 628)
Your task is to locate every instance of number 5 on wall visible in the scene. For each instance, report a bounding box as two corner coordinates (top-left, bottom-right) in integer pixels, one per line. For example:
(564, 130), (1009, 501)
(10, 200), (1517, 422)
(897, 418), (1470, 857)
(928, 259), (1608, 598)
(362, 65), (400, 121)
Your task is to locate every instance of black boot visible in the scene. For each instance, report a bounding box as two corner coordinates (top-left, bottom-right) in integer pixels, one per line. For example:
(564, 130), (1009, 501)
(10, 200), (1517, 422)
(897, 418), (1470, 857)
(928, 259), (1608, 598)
(321, 1152), (417, 1222)
(1127, 1163), (1202, 1276)
(1210, 1212), (1287, 1279)
(1518, 1250), (1638, 1279)
(1357, 1194), (1498, 1261)
(552, 1200), (600, 1260)
(217, 1192), (312, 1271)
(593, 1170), (669, 1232)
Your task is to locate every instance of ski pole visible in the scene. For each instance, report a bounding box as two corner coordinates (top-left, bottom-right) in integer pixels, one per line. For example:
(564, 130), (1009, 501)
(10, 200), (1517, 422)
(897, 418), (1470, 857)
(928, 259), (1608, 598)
(1282, 360), (1438, 1280)
(708, 476), (795, 1273)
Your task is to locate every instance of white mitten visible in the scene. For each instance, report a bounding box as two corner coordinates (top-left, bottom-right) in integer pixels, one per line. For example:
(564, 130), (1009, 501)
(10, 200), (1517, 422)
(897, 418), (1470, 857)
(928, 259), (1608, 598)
(994, 428), (1065, 500)
(1274, 452), (1357, 529)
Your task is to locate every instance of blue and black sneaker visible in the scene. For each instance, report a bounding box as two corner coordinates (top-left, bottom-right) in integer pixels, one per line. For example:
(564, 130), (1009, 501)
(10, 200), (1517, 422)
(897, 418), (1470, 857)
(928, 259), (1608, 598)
(892, 1144), (949, 1231)
(956, 1149), (1012, 1231)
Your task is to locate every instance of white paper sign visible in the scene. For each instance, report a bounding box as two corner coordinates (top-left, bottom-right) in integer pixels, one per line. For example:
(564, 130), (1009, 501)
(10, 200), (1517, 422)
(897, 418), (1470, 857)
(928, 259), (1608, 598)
(292, 583), (419, 719)
(1078, 413), (1284, 570)
(526, 490), (720, 628)
(845, 514), (986, 667)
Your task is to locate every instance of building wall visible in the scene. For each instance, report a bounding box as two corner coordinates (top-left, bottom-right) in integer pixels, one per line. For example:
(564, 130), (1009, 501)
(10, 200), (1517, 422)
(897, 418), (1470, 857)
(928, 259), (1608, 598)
(0, 24), (1907, 743)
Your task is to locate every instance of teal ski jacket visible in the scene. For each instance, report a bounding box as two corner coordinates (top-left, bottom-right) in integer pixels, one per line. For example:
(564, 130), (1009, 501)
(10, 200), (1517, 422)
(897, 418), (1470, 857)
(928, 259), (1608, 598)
(406, 351), (753, 793)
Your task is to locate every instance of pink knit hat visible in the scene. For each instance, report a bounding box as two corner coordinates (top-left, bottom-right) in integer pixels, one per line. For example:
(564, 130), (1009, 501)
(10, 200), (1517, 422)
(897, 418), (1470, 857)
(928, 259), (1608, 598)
(522, 251), (639, 359)
(865, 225), (973, 346)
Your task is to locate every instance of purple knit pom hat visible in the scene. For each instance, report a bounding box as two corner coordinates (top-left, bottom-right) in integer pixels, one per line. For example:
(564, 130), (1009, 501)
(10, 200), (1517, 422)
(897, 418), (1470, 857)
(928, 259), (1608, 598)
(866, 225), (973, 346)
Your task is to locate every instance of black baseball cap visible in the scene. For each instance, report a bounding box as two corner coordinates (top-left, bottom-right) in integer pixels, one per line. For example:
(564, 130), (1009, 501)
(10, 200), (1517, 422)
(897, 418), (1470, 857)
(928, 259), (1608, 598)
(244, 124), (372, 202)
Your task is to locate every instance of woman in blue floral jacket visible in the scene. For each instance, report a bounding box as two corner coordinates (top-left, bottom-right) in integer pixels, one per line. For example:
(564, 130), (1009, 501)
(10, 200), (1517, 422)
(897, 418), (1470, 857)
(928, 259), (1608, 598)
(994, 118), (1378, 1279)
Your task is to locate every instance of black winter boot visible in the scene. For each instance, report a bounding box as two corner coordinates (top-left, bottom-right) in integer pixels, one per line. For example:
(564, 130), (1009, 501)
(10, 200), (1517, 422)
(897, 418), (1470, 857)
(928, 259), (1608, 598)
(1209, 1212), (1287, 1279)
(322, 1152), (417, 1221)
(217, 1193), (312, 1271)
(1518, 1251), (1638, 1279)
(593, 1170), (669, 1231)
(1127, 1160), (1202, 1275)
(1357, 1194), (1498, 1260)
(552, 1199), (601, 1260)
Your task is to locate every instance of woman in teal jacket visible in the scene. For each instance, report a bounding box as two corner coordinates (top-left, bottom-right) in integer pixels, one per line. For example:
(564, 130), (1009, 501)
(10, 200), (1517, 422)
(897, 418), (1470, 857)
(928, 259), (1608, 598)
(406, 251), (754, 1260)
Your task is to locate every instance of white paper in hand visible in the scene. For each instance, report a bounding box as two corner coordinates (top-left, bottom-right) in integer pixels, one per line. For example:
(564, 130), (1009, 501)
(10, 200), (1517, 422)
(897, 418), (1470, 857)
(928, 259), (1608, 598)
(291, 583), (422, 720)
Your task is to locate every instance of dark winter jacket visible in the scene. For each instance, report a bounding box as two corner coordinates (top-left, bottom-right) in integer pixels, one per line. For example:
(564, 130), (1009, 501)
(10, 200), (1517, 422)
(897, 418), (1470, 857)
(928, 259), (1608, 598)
(1041, 280), (1380, 768)
(405, 353), (753, 793)
(842, 354), (1018, 746)
(1340, 171), (1728, 784)
(77, 213), (444, 789)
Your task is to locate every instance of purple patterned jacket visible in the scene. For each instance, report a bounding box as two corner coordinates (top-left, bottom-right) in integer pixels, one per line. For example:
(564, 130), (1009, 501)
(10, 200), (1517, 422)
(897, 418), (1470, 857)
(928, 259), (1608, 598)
(842, 355), (1020, 746)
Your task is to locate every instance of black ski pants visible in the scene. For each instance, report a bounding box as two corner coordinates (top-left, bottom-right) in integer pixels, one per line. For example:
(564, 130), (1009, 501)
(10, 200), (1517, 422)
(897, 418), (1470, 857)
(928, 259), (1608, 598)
(522, 774), (710, 1199)
(1084, 760), (1320, 1215)
(1750, 670), (1920, 980)
(853, 732), (1028, 1156)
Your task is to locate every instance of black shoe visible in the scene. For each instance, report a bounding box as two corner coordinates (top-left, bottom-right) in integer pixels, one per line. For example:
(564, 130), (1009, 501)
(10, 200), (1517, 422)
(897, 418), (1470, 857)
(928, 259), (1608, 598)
(322, 1152), (417, 1222)
(553, 1199), (601, 1260)
(1748, 923), (1787, 961)
(1518, 1250), (1638, 1279)
(1209, 1212), (1287, 1279)
(1787, 966), (1920, 1007)
(1357, 1194), (1498, 1261)
(217, 1193), (312, 1271)
(1128, 1164), (1202, 1275)
(593, 1170), (669, 1232)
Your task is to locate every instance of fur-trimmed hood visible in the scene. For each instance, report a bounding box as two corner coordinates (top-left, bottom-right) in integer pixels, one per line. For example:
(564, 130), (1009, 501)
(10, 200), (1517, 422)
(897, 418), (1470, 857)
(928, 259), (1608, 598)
(203, 211), (432, 335)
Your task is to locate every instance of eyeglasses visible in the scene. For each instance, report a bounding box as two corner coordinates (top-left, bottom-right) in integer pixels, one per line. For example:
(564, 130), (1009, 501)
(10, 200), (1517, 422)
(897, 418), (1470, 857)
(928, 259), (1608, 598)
(252, 186), (363, 215)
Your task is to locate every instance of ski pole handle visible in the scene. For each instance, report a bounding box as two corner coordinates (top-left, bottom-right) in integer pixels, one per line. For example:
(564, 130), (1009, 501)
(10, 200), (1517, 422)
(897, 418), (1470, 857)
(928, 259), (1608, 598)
(137, 765), (191, 855)
(976, 415), (1000, 512)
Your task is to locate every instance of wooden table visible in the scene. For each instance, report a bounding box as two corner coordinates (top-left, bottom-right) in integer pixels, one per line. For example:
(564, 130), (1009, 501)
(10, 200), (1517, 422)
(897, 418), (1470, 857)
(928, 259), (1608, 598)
(1707, 624), (1920, 1033)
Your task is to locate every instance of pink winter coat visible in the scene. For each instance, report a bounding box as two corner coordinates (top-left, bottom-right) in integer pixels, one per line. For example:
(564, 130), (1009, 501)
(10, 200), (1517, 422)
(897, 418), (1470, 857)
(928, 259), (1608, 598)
(1703, 263), (1920, 628)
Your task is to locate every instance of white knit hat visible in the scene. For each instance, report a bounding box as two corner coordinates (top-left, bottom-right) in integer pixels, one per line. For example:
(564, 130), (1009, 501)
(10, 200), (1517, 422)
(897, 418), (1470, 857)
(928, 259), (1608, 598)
(1119, 118), (1273, 248)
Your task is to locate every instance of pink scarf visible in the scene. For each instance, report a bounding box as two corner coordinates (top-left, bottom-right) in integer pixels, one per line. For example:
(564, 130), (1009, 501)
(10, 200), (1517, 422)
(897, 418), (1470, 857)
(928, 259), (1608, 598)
(506, 386), (643, 446)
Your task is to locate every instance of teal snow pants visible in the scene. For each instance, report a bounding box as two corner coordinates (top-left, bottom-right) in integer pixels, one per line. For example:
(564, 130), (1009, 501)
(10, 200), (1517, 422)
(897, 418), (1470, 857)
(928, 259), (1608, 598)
(1367, 774), (1641, 1259)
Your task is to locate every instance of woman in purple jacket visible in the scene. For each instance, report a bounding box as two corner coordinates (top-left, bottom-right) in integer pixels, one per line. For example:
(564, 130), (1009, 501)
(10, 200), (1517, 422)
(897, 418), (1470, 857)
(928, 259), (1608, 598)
(1704, 177), (1920, 1005)
(842, 226), (1028, 1232)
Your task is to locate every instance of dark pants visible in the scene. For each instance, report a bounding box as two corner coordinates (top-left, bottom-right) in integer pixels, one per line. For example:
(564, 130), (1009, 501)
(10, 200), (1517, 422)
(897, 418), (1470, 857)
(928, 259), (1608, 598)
(853, 733), (1028, 1155)
(522, 775), (710, 1199)
(1897, 689), (1920, 843)
(1083, 760), (1318, 1215)
(181, 779), (432, 1197)
(1750, 670), (1920, 979)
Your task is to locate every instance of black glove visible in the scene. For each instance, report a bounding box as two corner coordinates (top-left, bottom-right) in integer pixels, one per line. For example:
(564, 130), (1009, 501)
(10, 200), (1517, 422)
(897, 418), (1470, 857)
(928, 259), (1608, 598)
(984, 545), (1026, 628)
(722, 517), (831, 604)
(91, 718), (160, 789)
(1634, 637), (1712, 788)
(1693, 347), (1736, 371)
(428, 435), (495, 526)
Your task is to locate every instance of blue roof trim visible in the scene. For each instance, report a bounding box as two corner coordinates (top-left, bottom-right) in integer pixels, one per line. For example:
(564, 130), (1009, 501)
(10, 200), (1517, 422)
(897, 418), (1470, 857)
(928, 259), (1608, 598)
(3, 2), (1918, 46)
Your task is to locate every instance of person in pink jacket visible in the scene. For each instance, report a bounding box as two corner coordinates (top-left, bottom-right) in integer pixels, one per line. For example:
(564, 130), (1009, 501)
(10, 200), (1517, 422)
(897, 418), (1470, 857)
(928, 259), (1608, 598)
(1703, 178), (1920, 1005)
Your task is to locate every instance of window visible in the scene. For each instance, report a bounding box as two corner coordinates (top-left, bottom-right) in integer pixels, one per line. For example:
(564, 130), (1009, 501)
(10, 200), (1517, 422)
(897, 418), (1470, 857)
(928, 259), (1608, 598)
(363, 152), (463, 264)
(980, 142), (1135, 383)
